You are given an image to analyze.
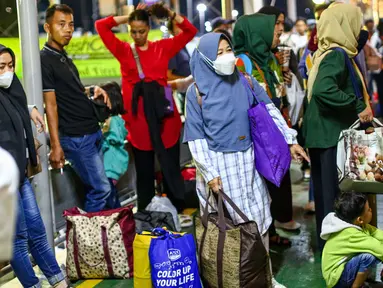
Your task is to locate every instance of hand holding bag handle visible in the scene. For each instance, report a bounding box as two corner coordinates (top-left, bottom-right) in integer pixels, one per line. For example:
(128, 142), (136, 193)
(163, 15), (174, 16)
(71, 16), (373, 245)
(349, 118), (383, 130)
(200, 189), (250, 230)
(199, 189), (251, 288)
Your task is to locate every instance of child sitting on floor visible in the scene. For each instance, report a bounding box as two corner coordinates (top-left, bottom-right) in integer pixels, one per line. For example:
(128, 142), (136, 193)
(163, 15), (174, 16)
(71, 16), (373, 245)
(321, 192), (383, 288)
(101, 82), (129, 209)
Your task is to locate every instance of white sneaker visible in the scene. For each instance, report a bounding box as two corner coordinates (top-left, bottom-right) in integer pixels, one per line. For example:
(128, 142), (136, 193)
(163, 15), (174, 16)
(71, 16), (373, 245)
(272, 278), (287, 288)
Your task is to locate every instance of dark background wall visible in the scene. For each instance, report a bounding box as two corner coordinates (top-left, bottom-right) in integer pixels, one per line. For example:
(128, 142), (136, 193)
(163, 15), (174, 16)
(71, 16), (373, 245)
(0, 0), (316, 37)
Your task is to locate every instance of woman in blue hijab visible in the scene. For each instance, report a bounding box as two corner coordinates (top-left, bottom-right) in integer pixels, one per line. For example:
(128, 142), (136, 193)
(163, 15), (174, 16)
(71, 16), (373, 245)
(184, 33), (307, 288)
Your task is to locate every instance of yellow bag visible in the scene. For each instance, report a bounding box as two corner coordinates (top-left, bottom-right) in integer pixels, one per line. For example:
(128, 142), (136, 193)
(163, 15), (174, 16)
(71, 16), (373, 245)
(133, 230), (186, 288)
(133, 232), (155, 288)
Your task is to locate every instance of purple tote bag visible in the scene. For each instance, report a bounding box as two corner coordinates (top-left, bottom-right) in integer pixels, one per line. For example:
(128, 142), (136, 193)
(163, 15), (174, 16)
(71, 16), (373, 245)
(240, 74), (291, 187)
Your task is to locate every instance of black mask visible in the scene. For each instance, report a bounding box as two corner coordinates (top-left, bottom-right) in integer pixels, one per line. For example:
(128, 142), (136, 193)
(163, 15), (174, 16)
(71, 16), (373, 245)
(357, 30), (369, 53)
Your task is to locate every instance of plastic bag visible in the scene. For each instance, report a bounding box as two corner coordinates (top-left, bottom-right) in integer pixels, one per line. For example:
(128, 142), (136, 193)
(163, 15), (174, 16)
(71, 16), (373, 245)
(149, 229), (202, 288)
(146, 196), (181, 232)
(286, 73), (305, 127)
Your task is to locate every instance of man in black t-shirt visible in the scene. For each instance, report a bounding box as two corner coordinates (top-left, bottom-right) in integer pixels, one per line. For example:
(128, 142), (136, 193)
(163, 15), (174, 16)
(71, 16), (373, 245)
(41, 4), (113, 212)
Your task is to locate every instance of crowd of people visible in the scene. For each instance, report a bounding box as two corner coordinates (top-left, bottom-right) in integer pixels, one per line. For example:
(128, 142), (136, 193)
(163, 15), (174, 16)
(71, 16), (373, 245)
(2, 1), (383, 288)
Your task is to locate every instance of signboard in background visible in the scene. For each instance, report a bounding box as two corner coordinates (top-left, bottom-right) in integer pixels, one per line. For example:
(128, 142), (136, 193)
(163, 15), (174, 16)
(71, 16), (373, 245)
(0, 30), (162, 79)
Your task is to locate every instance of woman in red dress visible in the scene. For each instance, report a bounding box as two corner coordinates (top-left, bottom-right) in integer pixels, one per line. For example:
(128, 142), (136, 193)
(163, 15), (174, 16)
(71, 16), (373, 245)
(96, 3), (197, 211)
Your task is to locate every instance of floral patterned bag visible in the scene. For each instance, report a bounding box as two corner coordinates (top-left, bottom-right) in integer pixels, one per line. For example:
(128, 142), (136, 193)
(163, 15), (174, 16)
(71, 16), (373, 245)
(337, 118), (383, 193)
(64, 206), (135, 280)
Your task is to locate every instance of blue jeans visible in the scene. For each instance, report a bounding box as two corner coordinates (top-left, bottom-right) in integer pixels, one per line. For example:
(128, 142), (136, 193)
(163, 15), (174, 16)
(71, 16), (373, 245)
(60, 130), (112, 212)
(11, 178), (64, 288)
(108, 178), (121, 209)
(334, 253), (381, 287)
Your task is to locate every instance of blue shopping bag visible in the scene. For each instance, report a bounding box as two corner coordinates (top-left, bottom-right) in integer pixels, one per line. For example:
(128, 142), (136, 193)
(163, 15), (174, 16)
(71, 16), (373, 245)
(149, 228), (202, 288)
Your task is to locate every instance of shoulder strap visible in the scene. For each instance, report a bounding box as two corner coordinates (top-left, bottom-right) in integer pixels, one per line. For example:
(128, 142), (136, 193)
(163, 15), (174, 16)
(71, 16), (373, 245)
(43, 47), (85, 91)
(333, 48), (363, 101)
(62, 57), (85, 91)
(246, 53), (273, 99)
(130, 43), (145, 79)
(194, 83), (202, 107)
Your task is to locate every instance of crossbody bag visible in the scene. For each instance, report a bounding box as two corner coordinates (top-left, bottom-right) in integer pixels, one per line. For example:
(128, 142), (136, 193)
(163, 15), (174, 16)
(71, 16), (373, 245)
(130, 43), (174, 115)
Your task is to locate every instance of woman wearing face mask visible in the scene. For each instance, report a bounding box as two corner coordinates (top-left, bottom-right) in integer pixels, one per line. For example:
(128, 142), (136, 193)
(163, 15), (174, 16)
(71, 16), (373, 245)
(0, 45), (68, 288)
(96, 3), (197, 213)
(184, 33), (308, 288)
(304, 3), (373, 252)
(233, 12), (302, 248)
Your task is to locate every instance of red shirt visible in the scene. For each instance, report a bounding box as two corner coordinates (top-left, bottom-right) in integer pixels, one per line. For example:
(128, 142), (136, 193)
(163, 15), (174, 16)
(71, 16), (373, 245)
(95, 17), (197, 151)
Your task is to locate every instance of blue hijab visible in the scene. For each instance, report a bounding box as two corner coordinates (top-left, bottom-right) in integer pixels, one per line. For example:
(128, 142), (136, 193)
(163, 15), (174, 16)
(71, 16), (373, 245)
(183, 32), (271, 152)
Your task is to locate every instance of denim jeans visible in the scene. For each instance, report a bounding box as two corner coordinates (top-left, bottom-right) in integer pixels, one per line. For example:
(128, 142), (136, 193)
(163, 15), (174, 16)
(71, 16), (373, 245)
(10, 178), (64, 288)
(60, 130), (112, 212)
(334, 253), (381, 287)
(108, 178), (121, 209)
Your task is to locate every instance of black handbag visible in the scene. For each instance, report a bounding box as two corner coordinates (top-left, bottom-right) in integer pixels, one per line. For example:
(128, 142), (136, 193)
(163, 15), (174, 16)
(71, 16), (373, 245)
(88, 86), (110, 123)
(134, 210), (176, 233)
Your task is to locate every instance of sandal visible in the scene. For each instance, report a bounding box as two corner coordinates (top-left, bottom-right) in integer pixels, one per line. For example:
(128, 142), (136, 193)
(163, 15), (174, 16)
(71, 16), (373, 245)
(269, 234), (292, 247)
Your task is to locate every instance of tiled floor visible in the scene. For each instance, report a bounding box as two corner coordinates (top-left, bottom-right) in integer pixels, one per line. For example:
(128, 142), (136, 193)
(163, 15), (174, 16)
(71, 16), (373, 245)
(2, 166), (383, 288)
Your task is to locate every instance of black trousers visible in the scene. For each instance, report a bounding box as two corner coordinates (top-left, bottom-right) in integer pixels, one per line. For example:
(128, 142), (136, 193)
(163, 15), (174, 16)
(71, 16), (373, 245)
(293, 123), (310, 172)
(374, 73), (383, 116)
(132, 141), (185, 211)
(309, 147), (340, 252)
(267, 171), (293, 236)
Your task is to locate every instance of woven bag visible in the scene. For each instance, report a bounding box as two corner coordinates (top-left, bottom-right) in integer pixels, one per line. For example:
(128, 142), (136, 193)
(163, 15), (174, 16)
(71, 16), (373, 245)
(195, 190), (272, 288)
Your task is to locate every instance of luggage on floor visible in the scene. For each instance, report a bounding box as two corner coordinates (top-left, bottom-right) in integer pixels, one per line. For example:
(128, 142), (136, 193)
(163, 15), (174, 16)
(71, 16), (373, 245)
(149, 228), (202, 288)
(133, 232), (157, 288)
(195, 190), (272, 288)
(337, 118), (383, 193)
(64, 206), (135, 280)
(134, 210), (177, 233)
(133, 229), (185, 288)
(146, 195), (181, 232)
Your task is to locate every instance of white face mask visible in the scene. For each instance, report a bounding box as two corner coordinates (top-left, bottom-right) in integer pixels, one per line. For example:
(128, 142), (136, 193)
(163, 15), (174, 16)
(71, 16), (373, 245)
(0, 71), (14, 89)
(198, 50), (236, 76)
(213, 53), (236, 75)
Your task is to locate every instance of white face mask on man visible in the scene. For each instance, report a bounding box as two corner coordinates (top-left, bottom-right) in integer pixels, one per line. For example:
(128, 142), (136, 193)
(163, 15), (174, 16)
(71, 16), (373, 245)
(198, 50), (236, 76)
(0, 71), (14, 89)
